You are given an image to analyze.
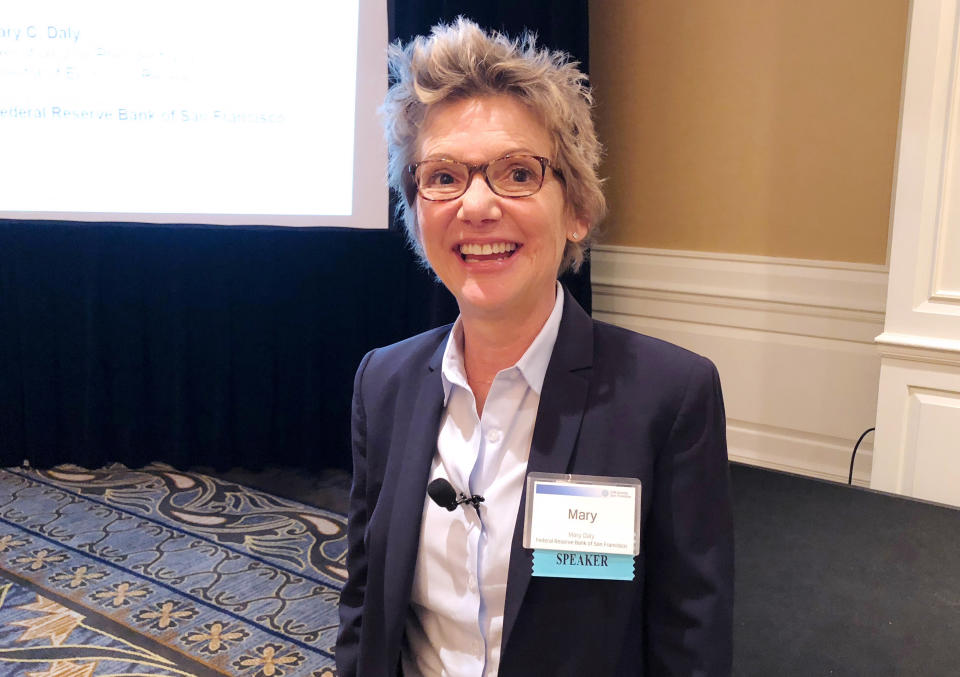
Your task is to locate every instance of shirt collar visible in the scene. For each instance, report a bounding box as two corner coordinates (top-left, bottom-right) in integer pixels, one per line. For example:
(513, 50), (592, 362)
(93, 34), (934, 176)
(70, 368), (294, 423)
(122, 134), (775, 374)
(441, 282), (565, 405)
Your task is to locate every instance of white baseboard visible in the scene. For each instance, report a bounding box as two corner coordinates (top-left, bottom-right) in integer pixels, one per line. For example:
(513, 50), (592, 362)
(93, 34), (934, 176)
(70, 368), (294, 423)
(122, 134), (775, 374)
(726, 419), (873, 487)
(590, 245), (888, 485)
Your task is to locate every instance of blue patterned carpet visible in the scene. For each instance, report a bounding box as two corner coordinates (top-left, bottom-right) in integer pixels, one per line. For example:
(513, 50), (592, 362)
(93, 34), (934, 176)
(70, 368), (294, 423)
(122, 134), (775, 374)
(0, 463), (347, 676)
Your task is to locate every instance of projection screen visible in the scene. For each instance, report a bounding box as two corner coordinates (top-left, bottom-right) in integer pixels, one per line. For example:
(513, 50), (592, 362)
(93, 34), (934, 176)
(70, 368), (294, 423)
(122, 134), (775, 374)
(0, 0), (389, 228)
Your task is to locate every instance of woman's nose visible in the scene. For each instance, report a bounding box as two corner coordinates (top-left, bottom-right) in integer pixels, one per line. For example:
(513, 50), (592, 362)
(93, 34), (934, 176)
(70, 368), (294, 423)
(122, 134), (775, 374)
(457, 174), (502, 223)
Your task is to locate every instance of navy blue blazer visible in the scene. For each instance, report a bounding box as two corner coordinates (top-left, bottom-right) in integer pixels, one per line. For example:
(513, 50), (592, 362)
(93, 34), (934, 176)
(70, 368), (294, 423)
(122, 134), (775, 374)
(337, 290), (734, 676)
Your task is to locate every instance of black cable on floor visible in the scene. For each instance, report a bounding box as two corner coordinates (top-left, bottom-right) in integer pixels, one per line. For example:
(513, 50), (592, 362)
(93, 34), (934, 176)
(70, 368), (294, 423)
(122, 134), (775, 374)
(849, 427), (876, 485)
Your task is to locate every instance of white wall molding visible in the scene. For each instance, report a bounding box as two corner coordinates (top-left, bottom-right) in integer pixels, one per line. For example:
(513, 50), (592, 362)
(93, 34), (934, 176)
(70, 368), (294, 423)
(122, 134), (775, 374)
(871, 0), (960, 507)
(591, 245), (888, 314)
(875, 332), (960, 367)
(591, 244), (887, 485)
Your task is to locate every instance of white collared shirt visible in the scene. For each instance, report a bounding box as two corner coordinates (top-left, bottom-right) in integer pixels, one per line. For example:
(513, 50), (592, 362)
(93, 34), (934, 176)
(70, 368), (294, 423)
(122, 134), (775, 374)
(402, 283), (565, 677)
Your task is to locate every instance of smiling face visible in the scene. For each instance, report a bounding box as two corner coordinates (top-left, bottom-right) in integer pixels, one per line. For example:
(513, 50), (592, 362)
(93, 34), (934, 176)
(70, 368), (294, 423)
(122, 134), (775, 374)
(415, 96), (587, 325)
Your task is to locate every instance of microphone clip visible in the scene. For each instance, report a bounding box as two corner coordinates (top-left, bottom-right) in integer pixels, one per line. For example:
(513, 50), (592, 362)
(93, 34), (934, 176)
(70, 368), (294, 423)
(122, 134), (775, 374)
(427, 477), (485, 513)
(458, 492), (485, 509)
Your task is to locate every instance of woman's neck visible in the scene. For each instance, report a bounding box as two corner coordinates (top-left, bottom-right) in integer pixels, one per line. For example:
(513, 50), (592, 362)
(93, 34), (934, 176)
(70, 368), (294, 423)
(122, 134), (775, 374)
(459, 289), (557, 414)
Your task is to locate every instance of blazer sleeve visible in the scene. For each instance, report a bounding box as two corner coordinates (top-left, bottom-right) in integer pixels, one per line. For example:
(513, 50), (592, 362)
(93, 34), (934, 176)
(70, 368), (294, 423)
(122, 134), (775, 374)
(335, 349), (375, 677)
(644, 356), (734, 676)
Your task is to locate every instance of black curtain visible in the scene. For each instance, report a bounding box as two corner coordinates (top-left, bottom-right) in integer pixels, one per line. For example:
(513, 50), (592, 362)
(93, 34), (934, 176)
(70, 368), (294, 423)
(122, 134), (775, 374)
(0, 1), (589, 473)
(389, 1), (589, 74)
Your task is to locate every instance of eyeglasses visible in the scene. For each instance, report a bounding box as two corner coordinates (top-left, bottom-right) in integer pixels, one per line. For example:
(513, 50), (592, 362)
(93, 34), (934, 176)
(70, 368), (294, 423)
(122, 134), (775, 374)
(408, 154), (561, 201)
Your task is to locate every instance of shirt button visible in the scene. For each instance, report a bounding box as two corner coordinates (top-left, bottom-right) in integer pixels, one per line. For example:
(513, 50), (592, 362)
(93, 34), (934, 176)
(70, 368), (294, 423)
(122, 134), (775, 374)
(485, 428), (502, 444)
(468, 575), (477, 590)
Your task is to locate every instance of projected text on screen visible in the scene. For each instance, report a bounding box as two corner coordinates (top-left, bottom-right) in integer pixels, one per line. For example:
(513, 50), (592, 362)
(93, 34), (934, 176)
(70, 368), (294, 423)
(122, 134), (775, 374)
(0, 0), (388, 228)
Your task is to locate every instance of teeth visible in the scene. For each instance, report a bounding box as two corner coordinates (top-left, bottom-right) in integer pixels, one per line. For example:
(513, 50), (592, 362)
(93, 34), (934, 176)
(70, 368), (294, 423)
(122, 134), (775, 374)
(459, 242), (518, 256)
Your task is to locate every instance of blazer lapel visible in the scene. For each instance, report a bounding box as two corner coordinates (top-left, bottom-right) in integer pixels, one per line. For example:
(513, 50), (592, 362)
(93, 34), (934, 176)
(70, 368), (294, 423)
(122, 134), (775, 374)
(501, 290), (594, 655)
(381, 336), (448, 656)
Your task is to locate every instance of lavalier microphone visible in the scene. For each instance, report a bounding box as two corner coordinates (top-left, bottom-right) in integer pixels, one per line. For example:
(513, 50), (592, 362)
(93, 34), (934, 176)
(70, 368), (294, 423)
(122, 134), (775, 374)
(427, 477), (485, 512)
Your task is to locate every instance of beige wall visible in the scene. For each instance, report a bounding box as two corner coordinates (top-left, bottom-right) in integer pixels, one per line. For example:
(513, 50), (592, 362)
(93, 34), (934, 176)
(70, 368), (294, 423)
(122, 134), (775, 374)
(589, 1), (908, 264)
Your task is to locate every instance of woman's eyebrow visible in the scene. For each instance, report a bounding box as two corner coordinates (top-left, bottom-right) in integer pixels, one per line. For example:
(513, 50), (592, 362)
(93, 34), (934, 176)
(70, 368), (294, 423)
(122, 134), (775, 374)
(420, 148), (541, 162)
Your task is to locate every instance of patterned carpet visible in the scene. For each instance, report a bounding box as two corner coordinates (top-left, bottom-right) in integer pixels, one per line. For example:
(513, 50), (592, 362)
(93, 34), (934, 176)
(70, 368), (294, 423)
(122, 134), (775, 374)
(0, 463), (348, 676)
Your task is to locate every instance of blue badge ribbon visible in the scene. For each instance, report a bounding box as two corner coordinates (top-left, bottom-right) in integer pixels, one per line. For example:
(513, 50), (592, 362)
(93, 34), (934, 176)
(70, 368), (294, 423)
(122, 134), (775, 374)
(532, 549), (635, 580)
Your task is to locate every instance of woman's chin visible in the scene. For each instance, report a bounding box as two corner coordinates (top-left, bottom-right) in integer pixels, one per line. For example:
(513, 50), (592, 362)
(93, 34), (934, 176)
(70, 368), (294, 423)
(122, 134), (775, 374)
(454, 279), (554, 322)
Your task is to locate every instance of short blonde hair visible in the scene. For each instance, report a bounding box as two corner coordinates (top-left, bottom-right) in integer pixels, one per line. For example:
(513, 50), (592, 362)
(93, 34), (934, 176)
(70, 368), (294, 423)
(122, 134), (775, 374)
(382, 17), (606, 273)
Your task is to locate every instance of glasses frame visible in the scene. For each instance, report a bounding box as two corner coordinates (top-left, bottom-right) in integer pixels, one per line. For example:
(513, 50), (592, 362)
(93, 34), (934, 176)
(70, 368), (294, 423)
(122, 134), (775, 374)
(407, 154), (562, 201)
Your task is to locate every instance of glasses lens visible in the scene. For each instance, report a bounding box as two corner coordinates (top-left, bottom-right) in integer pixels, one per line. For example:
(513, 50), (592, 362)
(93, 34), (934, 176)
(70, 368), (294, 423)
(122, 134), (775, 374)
(416, 161), (468, 199)
(487, 156), (545, 196)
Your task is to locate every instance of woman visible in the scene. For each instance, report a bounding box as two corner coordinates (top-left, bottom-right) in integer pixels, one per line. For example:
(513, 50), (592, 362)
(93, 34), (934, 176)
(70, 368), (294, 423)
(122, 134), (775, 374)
(337, 18), (733, 677)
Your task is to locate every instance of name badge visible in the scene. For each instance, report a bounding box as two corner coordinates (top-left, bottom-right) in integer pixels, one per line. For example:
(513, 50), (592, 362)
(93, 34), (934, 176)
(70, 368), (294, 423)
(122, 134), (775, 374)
(522, 472), (641, 581)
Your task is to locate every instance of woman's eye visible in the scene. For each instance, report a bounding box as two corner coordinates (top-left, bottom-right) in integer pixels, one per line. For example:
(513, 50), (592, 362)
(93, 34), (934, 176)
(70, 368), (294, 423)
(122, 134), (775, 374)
(510, 168), (533, 183)
(427, 171), (456, 186)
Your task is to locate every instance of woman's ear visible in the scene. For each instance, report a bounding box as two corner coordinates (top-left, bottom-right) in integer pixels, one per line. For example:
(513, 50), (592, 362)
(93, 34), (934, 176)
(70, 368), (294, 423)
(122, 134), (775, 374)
(567, 216), (589, 243)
